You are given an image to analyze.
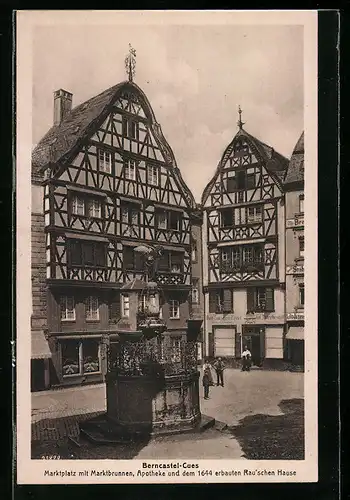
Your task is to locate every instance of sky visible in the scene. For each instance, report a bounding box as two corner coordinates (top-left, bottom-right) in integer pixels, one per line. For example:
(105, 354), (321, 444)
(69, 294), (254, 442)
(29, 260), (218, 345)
(32, 20), (303, 202)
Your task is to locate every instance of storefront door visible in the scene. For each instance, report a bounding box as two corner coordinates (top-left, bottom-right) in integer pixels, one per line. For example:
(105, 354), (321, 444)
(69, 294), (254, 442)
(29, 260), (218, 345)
(242, 326), (265, 367)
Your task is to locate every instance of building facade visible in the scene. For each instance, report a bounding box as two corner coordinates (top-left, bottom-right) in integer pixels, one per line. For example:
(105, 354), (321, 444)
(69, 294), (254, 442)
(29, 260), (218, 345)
(31, 78), (198, 390)
(201, 120), (289, 368)
(284, 132), (305, 368)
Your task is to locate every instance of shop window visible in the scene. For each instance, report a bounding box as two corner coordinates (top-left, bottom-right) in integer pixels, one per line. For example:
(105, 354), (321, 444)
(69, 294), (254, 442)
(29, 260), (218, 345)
(61, 339), (100, 377)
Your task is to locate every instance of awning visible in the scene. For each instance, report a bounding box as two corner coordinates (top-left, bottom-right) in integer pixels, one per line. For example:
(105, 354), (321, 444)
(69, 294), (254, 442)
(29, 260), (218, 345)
(286, 326), (304, 340)
(67, 185), (107, 197)
(31, 331), (52, 359)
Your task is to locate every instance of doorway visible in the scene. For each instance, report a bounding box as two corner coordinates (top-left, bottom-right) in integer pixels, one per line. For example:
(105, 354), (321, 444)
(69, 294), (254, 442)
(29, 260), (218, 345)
(242, 326), (265, 367)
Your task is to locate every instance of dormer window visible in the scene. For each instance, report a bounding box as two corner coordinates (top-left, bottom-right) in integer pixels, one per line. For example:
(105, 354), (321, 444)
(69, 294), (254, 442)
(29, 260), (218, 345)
(98, 149), (112, 174)
(125, 159), (136, 181)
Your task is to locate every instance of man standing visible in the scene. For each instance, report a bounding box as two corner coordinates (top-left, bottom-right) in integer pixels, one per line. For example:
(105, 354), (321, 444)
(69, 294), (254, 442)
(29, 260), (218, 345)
(241, 345), (252, 372)
(202, 361), (212, 399)
(213, 357), (225, 387)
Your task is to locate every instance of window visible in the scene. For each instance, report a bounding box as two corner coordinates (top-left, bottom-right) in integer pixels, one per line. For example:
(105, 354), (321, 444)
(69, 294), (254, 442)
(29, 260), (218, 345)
(158, 251), (183, 274)
(237, 170), (246, 190)
(122, 116), (139, 139)
(147, 165), (159, 186)
(121, 202), (140, 226)
(169, 211), (181, 231)
(125, 159), (136, 180)
(247, 287), (274, 313)
(72, 195), (85, 216)
(209, 289), (233, 313)
(299, 195), (304, 214)
(220, 245), (264, 271)
(191, 240), (198, 263)
(108, 293), (120, 321)
(61, 339), (100, 377)
(138, 293), (147, 313)
(68, 240), (106, 268)
(156, 209), (182, 232)
(299, 237), (305, 257)
(170, 252), (182, 273)
(247, 205), (263, 224)
(156, 210), (167, 230)
(220, 208), (234, 227)
(169, 299), (180, 319)
(71, 194), (103, 219)
(192, 279), (199, 304)
(299, 284), (305, 307)
(246, 174), (255, 189)
(98, 149), (112, 174)
(88, 199), (102, 219)
(171, 336), (182, 362)
(227, 176), (236, 193)
(242, 246), (254, 264)
(121, 294), (130, 317)
(60, 296), (75, 321)
(123, 246), (144, 271)
(86, 296), (99, 321)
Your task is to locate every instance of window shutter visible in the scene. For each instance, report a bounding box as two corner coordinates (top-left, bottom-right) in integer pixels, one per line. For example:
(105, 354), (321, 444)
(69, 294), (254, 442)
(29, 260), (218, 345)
(123, 246), (134, 269)
(265, 288), (275, 312)
(109, 293), (120, 321)
(83, 242), (94, 266)
(222, 289), (233, 313)
(70, 240), (82, 266)
(95, 243), (106, 267)
(247, 288), (255, 312)
(209, 291), (216, 313)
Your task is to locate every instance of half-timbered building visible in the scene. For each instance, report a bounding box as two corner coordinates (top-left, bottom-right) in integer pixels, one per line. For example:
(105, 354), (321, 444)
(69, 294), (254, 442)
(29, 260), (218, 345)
(201, 112), (288, 368)
(284, 132), (304, 369)
(31, 68), (197, 388)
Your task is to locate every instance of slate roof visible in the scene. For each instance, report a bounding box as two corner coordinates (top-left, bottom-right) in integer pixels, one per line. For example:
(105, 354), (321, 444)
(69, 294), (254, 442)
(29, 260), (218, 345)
(201, 127), (289, 205)
(284, 131), (304, 185)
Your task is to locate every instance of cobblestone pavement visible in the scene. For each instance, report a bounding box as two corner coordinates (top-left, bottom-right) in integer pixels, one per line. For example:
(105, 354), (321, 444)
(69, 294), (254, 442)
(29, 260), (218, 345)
(200, 368), (303, 426)
(31, 383), (106, 424)
(31, 369), (303, 459)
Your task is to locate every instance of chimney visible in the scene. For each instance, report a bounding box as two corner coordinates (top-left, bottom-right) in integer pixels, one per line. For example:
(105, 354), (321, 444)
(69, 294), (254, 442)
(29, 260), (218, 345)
(53, 89), (73, 126)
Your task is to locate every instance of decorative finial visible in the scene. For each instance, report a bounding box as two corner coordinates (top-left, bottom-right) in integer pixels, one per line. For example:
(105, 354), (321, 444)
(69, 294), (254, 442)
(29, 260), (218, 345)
(237, 105), (245, 129)
(125, 44), (136, 82)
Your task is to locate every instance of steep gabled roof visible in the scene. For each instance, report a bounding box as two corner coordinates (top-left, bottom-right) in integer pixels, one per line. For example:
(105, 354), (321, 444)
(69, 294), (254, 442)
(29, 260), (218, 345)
(32, 80), (196, 208)
(284, 131), (304, 185)
(201, 127), (289, 205)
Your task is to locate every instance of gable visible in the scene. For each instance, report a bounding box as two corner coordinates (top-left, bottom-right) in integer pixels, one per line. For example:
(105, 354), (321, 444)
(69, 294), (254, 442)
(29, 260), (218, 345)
(202, 131), (288, 208)
(55, 87), (195, 209)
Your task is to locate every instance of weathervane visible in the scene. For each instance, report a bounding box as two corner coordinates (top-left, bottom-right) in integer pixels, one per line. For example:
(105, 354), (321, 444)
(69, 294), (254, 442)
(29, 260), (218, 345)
(125, 44), (136, 82)
(237, 105), (245, 129)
